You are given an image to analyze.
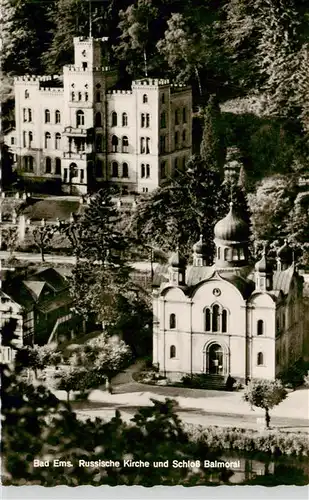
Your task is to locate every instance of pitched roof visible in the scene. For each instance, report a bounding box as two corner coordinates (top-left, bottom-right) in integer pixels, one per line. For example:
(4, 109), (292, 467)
(23, 281), (46, 300)
(32, 267), (68, 292)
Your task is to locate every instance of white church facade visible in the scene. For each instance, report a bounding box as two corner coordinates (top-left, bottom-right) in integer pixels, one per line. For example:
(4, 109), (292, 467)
(5, 36), (192, 195)
(152, 203), (304, 383)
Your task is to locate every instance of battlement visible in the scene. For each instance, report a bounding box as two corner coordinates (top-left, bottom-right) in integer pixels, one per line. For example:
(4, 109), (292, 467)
(39, 87), (64, 94)
(14, 74), (61, 84)
(64, 65), (111, 73)
(73, 36), (104, 44)
(106, 90), (133, 96)
(132, 78), (170, 87)
(171, 83), (191, 93)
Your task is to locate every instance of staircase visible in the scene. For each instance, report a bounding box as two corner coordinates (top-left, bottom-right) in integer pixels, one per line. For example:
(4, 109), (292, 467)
(201, 374), (227, 390)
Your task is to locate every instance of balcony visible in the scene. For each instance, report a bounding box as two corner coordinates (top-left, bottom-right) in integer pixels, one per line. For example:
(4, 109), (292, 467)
(63, 126), (93, 138)
(63, 151), (92, 160)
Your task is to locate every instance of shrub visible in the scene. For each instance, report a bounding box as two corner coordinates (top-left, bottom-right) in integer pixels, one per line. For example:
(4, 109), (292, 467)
(279, 359), (309, 389)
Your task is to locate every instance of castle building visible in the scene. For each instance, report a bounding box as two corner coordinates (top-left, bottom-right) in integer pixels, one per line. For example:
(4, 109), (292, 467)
(152, 203), (304, 383)
(5, 37), (192, 195)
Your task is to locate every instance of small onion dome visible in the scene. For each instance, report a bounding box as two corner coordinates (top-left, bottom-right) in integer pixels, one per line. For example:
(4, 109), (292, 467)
(255, 248), (272, 273)
(169, 248), (186, 268)
(193, 234), (207, 254)
(214, 202), (249, 242)
(277, 239), (293, 261)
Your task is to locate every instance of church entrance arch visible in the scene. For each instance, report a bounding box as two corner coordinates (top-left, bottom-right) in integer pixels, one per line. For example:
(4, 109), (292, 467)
(204, 342), (229, 375)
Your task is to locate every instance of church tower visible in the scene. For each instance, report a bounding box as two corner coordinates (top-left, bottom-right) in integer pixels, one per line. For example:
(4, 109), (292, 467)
(168, 248), (186, 286)
(192, 234), (207, 266)
(255, 246), (273, 292)
(276, 239), (293, 271)
(213, 202), (250, 269)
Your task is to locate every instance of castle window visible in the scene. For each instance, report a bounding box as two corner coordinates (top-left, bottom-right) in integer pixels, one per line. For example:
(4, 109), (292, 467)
(122, 162), (129, 178)
(146, 164), (150, 178)
(122, 113), (128, 127)
(28, 109), (32, 122)
(146, 137), (150, 154)
(82, 62), (87, 70)
(160, 135), (166, 153)
(112, 161), (118, 178)
(96, 91), (101, 102)
(96, 134), (102, 152)
(183, 107), (187, 123)
(76, 110), (84, 127)
(23, 131), (26, 147)
(146, 113), (150, 128)
(141, 164), (145, 178)
(140, 137), (145, 154)
(175, 109), (179, 125)
(55, 110), (61, 124)
(122, 136), (129, 153)
(28, 132), (33, 147)
(95, 112), (102, 127)
(45, 157), (52, 174)
(80, 169), (84, 183)
(23, 108), (27, 122)
(160, 161), (166, 179)
(45, 132), (51, 149)
(143, 94), (148, 103)
(170, 314), (176, 329)
(205, 308), (211, 331)
(170, 345), (176, 358)
(112, 112), (117, 127)
(257, 352), (264, 366)
(257, 320), (264, 336)
(95, 159), (102, 177)
(63, 168), (68, 182)
(175, 131), (179, 149)
(25, 90), (29, 99)
(55, 133), (61, 150)
(24, 156), (34, 172)
(161, 93), (165, 104)
(71, 92), (75, 101)
(182, 129), (187, 143)
(141, 113), (146, 128)
(45, 109), (50, 123)
(142, 187), (148, 193)
(160, 112), (166, 128)
(55, 158), (61, 175)
(111, 135), (118, 152)
(78, 91), (82, 101)
(85, 92), (89, 101)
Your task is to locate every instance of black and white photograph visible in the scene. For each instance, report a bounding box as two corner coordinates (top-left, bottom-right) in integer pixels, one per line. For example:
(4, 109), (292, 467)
(1, 0), (309, 496)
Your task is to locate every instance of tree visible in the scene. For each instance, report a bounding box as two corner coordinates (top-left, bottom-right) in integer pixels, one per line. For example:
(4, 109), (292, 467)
(200, 95), (226, 176)
(1, 226), (18, 255)
(15, 343), (61, 379)
(32, 222), (56, 262)
(243, 379), (287, 428)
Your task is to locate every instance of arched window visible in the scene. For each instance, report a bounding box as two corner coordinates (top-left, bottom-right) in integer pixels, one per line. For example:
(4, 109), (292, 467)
(112, 112), (117, 127)
(175, 131), (179, 148)
(112, 135), (118, 152)
(141, 113), (146, 128)
(140, 137), (145, 154)
(44, 132), (51, 149)
(45, 109), (50, 123)
(96, 91), (101, 102)
(25, 90), (29, 99)
(224, 248), (230, 261)
(161, 93), (165, 104)
(45, 157), (52, 173)
(112, 161), (118, 178)
(222, 309), (227, 333)
(205, 308), (211, 331)
(217, 247), (221, 260)
(85, 92), (89, 101)
(160, 112), (166, 128)
(212, 305), (220, 332)
(122, 162), (129, 178)
(55, 110), (61, 124)
(146, 164), (150, 178)
(232, 248), (238, 261)
(95, 112), (102, 127)
(55, 158), (61, 175)
(96, 159), (103, 177)
(170, 345), (176, 358)
(169, 313), (176, 329)
(96, 134), (102, 152)
(122, 136), (129, 153)
(28, 132), (33, 147)
(182, 129), (187, 142)
(175, 109), (179, 125)
(55, 132), (61, 150)
(183, 107), (187, 123)
(24, 156), (34, 172)
(143, 94), (148, 103)
(257, 320), (264, 336)
(257, 352), (264, 365)
(146, 137), (150, 154)
(141, 164), (145, 178)
(122, 112), (128, 126)
(160, 161), (166, 179)
(146, 113), (150, 128)
(76, 110), (84, 127)
(71, 92), (75, 101)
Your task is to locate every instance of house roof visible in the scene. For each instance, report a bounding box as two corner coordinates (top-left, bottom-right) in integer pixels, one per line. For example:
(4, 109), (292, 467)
(32, 267), (68, 292)
(37, 291), (72, 313)
(23, 281), (46, 300)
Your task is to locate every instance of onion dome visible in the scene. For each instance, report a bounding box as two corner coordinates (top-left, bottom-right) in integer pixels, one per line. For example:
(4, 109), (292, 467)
(214, 202), (249, 243)
(193, 234), (207, 255)
(169, 248), (186, 268)
(277, 239), (293, 262)
(255, 247), (272, 273)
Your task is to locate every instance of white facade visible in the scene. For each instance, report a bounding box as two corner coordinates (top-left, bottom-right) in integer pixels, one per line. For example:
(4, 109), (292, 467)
(153, 206), (304, 383)
(7, 37), (192, 195)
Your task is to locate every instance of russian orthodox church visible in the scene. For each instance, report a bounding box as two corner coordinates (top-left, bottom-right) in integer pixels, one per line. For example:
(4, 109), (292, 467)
(152, 203), (304, 383)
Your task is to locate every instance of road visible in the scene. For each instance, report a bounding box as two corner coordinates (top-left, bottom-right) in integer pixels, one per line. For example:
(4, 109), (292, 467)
(0, 250), (157, 272)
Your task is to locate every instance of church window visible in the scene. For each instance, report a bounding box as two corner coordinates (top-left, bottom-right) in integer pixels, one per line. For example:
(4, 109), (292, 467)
(257, 320), (264, 336)
(122, 113), (128, 127)
(111, 135), (118, 152)
(112, 161), (118, 177)
(212, 305), (220, 332)
(224, 248), (229, 260)
(141, 163), (145, 178)
(143, 94), (148, 103)
(55, 110), (61, 124)
(239, 248), (245, 260)
(95, 112), (102, 127)
(122, 136), (129, 153)
(122, 162), (129, 178)
(169, 313), (176, 329)
(175, 109), (179, 125)
(183, 107), (187, 123)
(45, 132), (51, 149)
(170, 345), (176, 358)
(222, 310), (227, 333)
(112, 112), (117, 127)
(205, 308), (211, 332)
(232, 248), (238, 260)
(217, 247), (221, 260)
(76, 110), (84, 127)
(160, 112), (166, 128)
(55, 133), (61, 150)
(45, 109), (50, 123)
(55, 158), (61, 175)
(45, 157), (52, 174)
(257, 352), (264, 365)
